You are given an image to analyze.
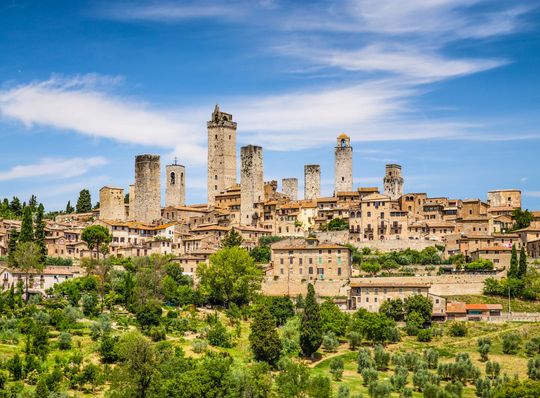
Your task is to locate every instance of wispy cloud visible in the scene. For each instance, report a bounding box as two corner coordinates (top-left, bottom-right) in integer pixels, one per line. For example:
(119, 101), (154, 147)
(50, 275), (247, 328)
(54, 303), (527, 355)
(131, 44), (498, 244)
(0, 157), (108, 182)
(0, 75), (207, 164)
(525, 191), (540, 198)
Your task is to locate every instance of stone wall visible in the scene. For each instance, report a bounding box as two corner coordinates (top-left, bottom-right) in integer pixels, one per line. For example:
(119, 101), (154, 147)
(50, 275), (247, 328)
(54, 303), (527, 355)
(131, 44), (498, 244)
(99, 187), (125, 221)
(383, 164), (404, 200)
(262, 276), (349, 297)
(282, 178), (298, 201)
(334, 143), (353, 193)
(165, 164), (186, 207)
(207, 106), (237, 206)
(128, 184), (135, 220)
(304, 165), (321, 200)
(240, 145), (264, 226)
(134, 154), (161, 224)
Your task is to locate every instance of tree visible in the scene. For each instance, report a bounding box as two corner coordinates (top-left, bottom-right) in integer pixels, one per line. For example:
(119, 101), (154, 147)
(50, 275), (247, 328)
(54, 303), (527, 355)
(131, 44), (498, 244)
(197, 247), (263, 307)
(300, 283), (323, 358)
(10, 242), (44, 301)
(512, 208), (533, 230)
(81, 225), (112, 260)
(7, 229), (19, 264)
(275, 359), (310, 398)
(249, 304), (282, 366)
(76, 189), (92, 213)
(221, 229), (243, 248)
(10, 196), (22, 216)
(34, 204), (47, 261)
(65, 200), (74, 214)
(502, 332), (521, 354)
(509, 244), (518, 278)
(379, 298), (404, 321)
(518, 246), (527, 278)
(323, 218), (349, 231)
(19, 206), (34, 243)
(320, 298), (349, 336)
(308, 375), (332, 398)
(352, 310), (397, 343)
(322, 331), (339, 352)
(361, 261), (381, 276)
(348, 331), (361, 350)
(34, 378), (49, 398)
(136, 300), (162, 329)
(404, 295), (433, 324)
(329, 357), (344, 380)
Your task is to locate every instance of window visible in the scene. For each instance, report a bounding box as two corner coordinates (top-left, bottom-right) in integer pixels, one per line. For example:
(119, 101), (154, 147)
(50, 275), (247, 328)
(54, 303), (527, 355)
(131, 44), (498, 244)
(308, 267), (313, 274)
(366, 297), (370, 302)
(337, 267), (341, 276)
(309, 258), (313, 264)
(280, 258), (284, 265)
(289, 258), (293, 265)
(170, 172), (176, 185)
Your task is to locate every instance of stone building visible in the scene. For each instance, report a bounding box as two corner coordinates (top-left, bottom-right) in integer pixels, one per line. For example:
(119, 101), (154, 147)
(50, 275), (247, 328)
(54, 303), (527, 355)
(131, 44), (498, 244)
(487, 189), (521, 209)
(240, 145), (264, 226)
(207, 105), (237, 206)
(165, 162), (186, 207)
(334, 133), (353, 194)
(349, 282), (434, 312)
(383, 164), (404, 200)
(304, 165), (321, 200)
(99, 186), (125, 221)
(282, 178), (298, 201)
(133, 154), (161, 224)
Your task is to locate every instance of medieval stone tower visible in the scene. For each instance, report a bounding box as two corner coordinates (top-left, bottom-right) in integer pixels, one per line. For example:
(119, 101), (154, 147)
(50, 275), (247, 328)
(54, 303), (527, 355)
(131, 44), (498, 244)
(304, 165), (321, 200)
(383, 164), (404, 200)
(134, 154), (161, 224)
(282, 178), (298, 201)
(99, 186), (125, 221)
(207, 105), (237, 206)
(240, 145), (264, 226)
(165, 161), (186, 207)
(334, 133), (353, 194)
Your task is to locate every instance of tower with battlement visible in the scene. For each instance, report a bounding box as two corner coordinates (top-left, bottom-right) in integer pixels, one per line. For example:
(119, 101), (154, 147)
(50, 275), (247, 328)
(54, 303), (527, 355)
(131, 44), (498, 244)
(207, 105), (237, 206)
(304, 165), (321, 200)
(334, 133), (353, 194)
(383, 164), (404, 200)
(240, 145), (264, 226)
(134, 154), (161, 224)
(282, 178), (298, 201)
(165, 161), (186, 207)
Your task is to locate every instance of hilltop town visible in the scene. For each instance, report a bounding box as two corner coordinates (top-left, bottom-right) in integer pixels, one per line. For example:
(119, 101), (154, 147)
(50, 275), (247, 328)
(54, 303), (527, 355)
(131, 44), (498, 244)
(1, 105), (539, 318)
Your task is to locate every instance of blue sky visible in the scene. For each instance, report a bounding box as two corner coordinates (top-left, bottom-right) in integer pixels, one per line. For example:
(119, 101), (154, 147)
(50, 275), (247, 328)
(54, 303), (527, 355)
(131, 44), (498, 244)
(0, 0), (539, 210)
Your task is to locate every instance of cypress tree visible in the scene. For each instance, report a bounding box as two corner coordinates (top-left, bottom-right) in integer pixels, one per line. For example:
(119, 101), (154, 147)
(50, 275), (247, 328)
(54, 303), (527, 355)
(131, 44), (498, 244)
(34, 204), (47, 262)
(249, 303), (282, 366)
(76, 189), (92, 213)
(7, 229), (19, 264)
(9, 197), (22, 217)
(34, 377), (49, 398)
(65, 200), (74, 214)
(508, 244), (518, 278)
(28, 195), (37, 212)
(518, 246), (527, 278)
(300, 283), (323, 358)
(18, 206), (34, 243)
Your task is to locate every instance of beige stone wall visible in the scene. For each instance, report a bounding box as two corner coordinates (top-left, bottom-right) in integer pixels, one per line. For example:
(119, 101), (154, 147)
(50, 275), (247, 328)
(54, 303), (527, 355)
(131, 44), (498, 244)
(207, 106), (237, 206)
(304, 165), (321, 200)
(99, 187), (125, 221)
(240, 145), (264, 226)
(134, 154), (161, 224)
(487, 190), (521, 208)
(282, 178), (298, 201)
(262, 277), (349, 297)
(128, 184), (135, 221)
(334, 138), (353, 193)
(165, 164), (186, 207)
(383, 164), (403, 200)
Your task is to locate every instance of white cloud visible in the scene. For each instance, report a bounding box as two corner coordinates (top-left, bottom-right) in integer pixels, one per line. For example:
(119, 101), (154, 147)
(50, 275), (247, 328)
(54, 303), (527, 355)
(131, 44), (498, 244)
(0, 157), (108, 182)
(525, 191), (540, 198)
(0, 75), (207, 164)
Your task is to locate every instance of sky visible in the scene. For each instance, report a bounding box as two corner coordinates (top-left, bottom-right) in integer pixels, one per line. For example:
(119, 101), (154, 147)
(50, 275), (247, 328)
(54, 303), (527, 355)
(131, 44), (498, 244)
(0, 0), (539, 211)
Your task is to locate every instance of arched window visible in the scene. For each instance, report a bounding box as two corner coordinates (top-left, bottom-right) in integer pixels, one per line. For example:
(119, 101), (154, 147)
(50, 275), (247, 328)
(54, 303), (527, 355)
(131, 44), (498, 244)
(341, 139), (346, 147)
(170, 172), (176, 185)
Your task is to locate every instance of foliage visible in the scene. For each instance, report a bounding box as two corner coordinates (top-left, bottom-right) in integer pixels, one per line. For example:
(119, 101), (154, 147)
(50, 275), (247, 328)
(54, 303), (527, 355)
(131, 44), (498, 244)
(447, 322), (468, 337)
(329, 357), (344, 380)
(512, 208), (533, 230)
(351, 309), (398, 344)
(404, 295), (433, 324)
(417, 328), (433, 342)
(464, 259), (493, 271)
(197, 247), (263, 307)
(379, 298), (404, 321)
(249, 303), (282, 366)
(321, 331), (339, 352)
(320, 218), (349, 231)
(81, 225), (112, 259)
(502, 332), (521, 354)
(76, 189), (92, 213)
(300, 284), (323, 357)
(320, 298), (349, 337)
(221, 229), (243, 248)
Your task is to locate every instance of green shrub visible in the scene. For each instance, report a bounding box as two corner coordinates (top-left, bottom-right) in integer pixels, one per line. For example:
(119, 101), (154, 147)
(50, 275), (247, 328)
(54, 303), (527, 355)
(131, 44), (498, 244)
(417, 329), (432, 342)
(502, 332), (521, 354)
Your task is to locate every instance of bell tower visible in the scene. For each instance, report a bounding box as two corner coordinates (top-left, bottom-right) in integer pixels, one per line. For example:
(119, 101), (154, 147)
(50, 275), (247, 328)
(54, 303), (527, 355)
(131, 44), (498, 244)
(334, 133), (353, 194)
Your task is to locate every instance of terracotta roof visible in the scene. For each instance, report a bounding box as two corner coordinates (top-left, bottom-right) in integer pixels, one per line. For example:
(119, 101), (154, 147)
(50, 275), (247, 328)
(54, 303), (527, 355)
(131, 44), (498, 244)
(337, 133), (349, 139)
(465, 303), (503, 310)
(191, 225), (230, 232)
(446, 302), (467, 313)
(471, 246), (512, 252)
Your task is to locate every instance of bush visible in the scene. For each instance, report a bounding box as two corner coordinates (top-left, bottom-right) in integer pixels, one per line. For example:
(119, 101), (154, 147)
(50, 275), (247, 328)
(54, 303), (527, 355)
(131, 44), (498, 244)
(58, 332), (72, 350)
(374, 345), (390, 370)
(417, 329), (432, 342)
(502, 332), (521, 354)
(348, 331), (361, 350)
(448, 321), (467, 337)
(329, 357), (344, 381)
(322, 331), (339, 352)
(527, 358), (540, 380)
(361, 367), (378, 386)
(368, 380), (392, 398)
(525, 338), (540, 357)
(136, 300), (163, 329)
(357, 347), (374, 373)
(423, 348), (439, 369)
(205, 319), (232, 348)
(191, 339), (208, 354)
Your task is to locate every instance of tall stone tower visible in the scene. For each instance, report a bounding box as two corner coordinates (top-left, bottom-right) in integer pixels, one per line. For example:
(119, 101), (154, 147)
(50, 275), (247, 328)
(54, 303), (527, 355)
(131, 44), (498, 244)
(99, 186), (125, 221)
(134, 154), (161, 224)
(207, 105), (237, 206)
(240, 145), (264, 226)
(282, 178), (298, 201)
(165, 160), (186, 207)
(383, 164), (404, 200)
(334, 133), (353, 194)
(304, 165), (321, 200)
